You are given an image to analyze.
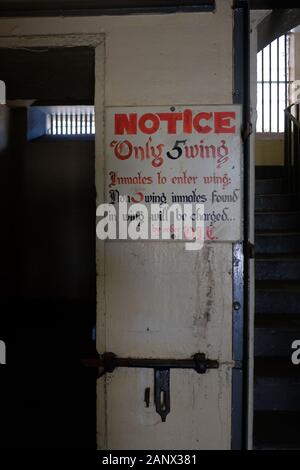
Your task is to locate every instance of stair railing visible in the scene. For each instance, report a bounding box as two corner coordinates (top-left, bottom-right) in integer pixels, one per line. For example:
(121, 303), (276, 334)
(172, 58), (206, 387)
(284, 103), (300, 197)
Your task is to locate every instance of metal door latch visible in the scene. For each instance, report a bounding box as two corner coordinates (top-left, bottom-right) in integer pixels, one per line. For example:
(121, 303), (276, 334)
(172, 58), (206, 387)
(82, 352), (219, 422)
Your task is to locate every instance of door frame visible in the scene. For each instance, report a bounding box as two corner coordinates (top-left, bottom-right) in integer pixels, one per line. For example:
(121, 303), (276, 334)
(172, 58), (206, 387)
(0, 32), (106, 447)
(232, 0), (253, 450)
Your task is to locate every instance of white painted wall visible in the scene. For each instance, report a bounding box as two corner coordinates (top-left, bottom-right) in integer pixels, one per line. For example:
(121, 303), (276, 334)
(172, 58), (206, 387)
(0, 0), (238, 449)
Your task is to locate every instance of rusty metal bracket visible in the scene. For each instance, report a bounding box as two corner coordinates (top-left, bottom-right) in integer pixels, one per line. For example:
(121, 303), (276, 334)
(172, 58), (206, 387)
(81, 352), (219, 422)
(241, 120), (253, 142)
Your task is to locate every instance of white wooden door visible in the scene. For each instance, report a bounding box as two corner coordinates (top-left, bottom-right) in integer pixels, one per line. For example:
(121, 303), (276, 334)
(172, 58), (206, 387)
(95, 0), (239, 450)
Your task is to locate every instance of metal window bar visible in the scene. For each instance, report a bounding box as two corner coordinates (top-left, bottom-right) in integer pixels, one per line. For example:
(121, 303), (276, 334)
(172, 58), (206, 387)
(285, 33), (288, 110)
(50, 114), (54, 135)
(48, 111), (95, 136)
(269, 42), (271, 133)
(257, 34), (290, 133)
(277, 37), (279, 133)
(284, 102), (300, 204)
(262, 47), (264, 133)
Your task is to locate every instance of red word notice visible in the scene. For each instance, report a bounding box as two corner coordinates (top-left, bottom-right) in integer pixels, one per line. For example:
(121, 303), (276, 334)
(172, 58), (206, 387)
(115, 110), (236, 136)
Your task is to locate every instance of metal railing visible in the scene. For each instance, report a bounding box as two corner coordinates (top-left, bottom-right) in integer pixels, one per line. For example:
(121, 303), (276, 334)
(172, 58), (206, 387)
(284, 103), (300, 198)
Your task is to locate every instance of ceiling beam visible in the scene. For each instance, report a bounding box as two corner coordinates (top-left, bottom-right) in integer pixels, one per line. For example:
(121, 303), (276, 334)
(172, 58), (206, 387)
(257, 8), (300, 51)
(0, 1), (215, 17)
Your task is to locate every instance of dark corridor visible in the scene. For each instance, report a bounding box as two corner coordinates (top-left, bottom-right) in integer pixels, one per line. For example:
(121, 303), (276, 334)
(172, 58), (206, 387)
(0, 47), (97, 448)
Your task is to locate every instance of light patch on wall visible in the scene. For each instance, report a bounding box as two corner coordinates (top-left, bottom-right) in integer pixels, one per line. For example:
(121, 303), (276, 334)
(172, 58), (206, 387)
(0, 340), (6, 365)
(255, 136), (284, 166)
(0, 80), (6, 104)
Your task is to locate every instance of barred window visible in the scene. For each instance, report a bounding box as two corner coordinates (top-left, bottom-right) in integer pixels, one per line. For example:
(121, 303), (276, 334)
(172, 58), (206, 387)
(257, 34), (290, 133)
(47, 106), (95, 136)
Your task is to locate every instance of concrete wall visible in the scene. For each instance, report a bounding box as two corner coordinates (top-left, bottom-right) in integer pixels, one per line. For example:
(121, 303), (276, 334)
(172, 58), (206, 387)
(0, 0), (236, 449)
(255, 136), (284, 166)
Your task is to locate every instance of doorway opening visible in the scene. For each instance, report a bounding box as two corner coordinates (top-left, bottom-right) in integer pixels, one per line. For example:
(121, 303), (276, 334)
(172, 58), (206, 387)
(254, 22), (300, 449)
(0, 46), (97, 448)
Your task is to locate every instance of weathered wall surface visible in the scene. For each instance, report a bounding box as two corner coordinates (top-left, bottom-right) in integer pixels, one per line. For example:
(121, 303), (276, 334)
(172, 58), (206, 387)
(0, 0), (235, 449)
(255, 136), (284, 165)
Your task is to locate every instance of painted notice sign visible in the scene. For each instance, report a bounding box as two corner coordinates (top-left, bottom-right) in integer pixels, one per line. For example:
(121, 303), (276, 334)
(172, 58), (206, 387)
(105, 105), (243, 241)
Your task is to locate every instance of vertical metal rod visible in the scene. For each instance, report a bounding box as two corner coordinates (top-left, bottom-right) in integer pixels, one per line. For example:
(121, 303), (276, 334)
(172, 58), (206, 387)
(285, 34), (288, 110)
(284, 111), (288, 181)
(286, 113), (290, 185)
(269, 43), (272, 133)
(277, 37), (279, 133)
(232, 2), (250, 450)
(297, 105), (300, 197)
(296, 124), (298, 195)
(293, 122), (297, 193)
(262, 47), (264, 132)
(284, 35), (289, 187)
(296, 116), (299, 197)
(50, 114), (54, 135)
(289, 119), (292, 187)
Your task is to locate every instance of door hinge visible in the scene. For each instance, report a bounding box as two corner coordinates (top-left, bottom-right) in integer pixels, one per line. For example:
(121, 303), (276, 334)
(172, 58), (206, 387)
(242, 121), (253, 142)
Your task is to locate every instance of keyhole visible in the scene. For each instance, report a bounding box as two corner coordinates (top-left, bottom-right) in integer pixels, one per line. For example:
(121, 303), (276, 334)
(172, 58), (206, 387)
(144, 387), (150, 408)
